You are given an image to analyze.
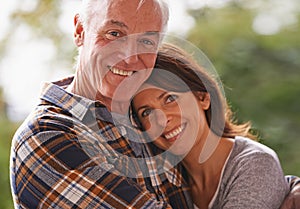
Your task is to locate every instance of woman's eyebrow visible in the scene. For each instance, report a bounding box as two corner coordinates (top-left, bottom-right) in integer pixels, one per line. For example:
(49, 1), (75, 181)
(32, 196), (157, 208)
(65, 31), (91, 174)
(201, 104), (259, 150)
(136, 105), (148, 113)
(136, 91), (168, 112)
(158, 92), (168, 100)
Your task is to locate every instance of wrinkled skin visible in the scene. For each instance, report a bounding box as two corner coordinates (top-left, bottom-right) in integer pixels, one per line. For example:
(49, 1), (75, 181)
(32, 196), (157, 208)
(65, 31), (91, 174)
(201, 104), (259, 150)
(70, 0), (165, 113)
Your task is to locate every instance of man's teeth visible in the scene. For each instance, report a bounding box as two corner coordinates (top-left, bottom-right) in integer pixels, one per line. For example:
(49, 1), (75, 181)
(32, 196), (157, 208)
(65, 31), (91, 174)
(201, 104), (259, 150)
(108, 66), (133, 76)
(164, 125), (184, 140)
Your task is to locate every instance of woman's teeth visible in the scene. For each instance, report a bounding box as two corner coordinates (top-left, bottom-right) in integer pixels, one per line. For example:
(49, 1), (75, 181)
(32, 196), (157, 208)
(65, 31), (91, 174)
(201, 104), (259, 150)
(164, 125), (185, 140)
(108, 66), (133, 76)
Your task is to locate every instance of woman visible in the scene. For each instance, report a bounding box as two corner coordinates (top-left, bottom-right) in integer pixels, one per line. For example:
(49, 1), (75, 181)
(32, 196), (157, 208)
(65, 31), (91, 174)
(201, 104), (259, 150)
(131, 44), (289, 209)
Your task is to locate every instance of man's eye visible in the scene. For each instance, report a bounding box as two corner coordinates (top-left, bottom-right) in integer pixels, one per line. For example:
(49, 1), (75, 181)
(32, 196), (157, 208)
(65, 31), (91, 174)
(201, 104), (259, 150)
(140, 39), (154, 45)
(165, 94), (178, 104)
(106, 31), (121, 40)
(138, 38), (157, 49)
(141, 109), (152, 117)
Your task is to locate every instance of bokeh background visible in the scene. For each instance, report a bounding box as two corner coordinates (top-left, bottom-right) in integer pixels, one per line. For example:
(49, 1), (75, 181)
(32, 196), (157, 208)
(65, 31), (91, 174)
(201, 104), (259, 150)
(0, 0), (299, 208)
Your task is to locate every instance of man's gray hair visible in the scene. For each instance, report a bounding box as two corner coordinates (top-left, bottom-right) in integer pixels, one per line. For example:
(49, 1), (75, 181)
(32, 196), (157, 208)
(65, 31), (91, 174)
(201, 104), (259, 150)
(136, 0), (169, 32)
(79, 0), (169, 32)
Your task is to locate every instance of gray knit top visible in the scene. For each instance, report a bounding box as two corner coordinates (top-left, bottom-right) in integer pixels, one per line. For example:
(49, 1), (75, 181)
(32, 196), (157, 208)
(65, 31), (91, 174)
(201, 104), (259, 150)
(198, 136), (289, 209)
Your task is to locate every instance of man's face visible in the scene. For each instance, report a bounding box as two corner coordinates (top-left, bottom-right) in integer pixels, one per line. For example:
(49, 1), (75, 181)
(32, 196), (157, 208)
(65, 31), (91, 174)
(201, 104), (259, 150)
(79, 0), (164, 104)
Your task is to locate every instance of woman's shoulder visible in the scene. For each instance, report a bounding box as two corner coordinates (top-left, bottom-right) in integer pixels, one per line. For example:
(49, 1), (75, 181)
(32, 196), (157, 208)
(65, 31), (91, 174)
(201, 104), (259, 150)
(232, 136), (279, 162)
(223, 136), (283, 178)
(214, 137), (288, 209)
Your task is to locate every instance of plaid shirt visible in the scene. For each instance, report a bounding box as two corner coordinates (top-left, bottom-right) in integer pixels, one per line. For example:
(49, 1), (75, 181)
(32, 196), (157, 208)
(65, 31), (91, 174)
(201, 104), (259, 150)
(10, 77), (193, 209)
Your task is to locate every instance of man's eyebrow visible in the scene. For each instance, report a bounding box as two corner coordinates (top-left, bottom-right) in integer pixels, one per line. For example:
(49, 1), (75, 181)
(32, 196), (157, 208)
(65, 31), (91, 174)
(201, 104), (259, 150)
(109, 20), (128, 29)
(107, 20), (160, 36)
(142, 31), (160, 36)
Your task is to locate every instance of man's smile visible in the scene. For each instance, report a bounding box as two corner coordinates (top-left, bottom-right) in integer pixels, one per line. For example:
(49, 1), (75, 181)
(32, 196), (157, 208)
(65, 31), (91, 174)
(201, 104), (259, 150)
(108, 65), (134, 76)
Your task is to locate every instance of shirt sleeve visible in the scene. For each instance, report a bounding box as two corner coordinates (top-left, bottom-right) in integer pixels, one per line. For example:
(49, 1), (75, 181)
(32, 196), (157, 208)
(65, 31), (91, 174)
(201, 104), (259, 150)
(12, 130), (170, 209)
(220, 152), (289, 209)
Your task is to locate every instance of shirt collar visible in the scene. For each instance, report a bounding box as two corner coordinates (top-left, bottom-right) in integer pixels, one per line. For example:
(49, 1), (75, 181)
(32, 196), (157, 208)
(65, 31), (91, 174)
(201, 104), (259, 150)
(39, 77), (183, 187)
(40, 77), (111, 122)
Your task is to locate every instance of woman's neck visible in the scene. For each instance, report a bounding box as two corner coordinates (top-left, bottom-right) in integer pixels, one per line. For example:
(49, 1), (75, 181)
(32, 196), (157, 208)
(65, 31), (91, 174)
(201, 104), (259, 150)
(182, 136), (234, 209)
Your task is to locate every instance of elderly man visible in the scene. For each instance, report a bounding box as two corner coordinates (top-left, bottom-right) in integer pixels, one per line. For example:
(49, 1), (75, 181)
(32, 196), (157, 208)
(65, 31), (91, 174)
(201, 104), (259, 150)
(10, 0), (192, 208)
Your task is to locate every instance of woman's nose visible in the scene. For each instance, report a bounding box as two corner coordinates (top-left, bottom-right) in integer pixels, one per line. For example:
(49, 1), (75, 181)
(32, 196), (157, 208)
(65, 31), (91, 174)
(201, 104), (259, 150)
(153, 109), (169, 127)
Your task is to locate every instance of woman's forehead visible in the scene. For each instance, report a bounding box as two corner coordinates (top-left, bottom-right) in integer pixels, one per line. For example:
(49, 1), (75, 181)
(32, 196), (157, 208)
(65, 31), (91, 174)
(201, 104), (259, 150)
(136, 83), (166, 95)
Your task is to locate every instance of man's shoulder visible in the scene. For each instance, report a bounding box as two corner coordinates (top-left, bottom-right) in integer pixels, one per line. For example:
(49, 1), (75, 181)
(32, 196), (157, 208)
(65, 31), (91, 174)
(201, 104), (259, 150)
(12, 102), (78, 149)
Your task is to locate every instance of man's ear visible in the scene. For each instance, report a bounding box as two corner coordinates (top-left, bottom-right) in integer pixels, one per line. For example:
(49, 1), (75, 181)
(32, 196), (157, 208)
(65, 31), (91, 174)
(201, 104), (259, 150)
(195, 92), (210, 110)
(74, 14), (84, 47)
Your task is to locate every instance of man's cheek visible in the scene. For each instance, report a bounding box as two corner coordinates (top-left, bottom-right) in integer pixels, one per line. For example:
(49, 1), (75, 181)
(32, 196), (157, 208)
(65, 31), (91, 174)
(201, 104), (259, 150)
(145, 54), (158, 68)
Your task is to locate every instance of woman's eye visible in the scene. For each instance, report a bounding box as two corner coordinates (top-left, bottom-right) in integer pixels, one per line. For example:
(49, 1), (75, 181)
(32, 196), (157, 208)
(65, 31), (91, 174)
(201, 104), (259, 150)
(141, 108), (152, 117)
(165, 94), (178, 104)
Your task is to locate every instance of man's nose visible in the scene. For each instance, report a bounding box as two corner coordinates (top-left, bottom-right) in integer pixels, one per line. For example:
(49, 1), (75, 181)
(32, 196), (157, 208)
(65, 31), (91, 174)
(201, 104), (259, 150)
(123, 39), (139, 64)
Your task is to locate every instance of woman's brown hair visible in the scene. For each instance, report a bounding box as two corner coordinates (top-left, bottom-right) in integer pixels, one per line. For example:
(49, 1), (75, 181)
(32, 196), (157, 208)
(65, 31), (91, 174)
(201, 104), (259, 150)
(133, 43), (256, 140)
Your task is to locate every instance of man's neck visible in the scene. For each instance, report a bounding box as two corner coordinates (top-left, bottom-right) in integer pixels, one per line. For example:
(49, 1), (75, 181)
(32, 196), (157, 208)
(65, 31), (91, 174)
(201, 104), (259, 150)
(95, 91), (131, 115)
(66, 70), (131, 115)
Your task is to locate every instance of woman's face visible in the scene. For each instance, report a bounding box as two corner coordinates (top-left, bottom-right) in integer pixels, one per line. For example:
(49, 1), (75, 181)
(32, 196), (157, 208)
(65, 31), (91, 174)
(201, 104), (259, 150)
(132, 84), (211, 156)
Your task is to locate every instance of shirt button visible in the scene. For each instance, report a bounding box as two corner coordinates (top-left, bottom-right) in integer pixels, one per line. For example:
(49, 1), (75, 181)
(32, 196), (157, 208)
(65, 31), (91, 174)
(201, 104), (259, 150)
(118, 126), (127, 135)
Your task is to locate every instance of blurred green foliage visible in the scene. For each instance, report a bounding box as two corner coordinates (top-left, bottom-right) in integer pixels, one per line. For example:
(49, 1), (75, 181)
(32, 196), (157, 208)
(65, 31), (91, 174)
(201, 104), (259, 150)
(187, 4), (300, 175)
(0, 1), (299, 208)
(0, 89), (17, 209)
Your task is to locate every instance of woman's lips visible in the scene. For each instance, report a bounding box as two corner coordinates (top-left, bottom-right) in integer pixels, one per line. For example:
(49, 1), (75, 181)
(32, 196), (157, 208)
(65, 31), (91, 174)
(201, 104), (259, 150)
(163, 123), (187, 142)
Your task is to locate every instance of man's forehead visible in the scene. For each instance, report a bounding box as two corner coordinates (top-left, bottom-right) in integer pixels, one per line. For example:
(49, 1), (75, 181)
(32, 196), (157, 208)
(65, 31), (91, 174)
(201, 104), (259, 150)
(105, 0), (163, 20)
(108, 0), (160, 9)
(86, 0), (164, 35)
(108, 20), (161, 34)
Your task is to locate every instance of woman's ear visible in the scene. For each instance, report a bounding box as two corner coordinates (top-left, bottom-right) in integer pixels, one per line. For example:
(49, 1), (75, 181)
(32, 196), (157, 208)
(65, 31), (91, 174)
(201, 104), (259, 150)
(74, 14), (84, 47)
(195, 92), (210, 110)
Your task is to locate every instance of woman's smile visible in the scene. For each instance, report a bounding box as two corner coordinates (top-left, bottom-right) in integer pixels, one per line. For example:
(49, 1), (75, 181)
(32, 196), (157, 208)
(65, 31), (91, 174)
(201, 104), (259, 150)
(163, 123), (187, 142)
